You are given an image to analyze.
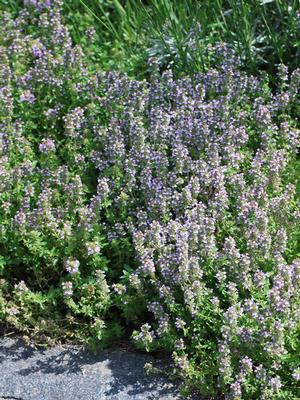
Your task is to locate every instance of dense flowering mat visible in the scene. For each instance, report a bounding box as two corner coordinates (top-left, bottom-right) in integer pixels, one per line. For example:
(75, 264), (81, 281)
(0, 1), (299, 399)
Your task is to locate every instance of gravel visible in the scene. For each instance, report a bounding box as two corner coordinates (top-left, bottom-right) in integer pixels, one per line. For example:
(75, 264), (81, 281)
(0, 335), (197, 400)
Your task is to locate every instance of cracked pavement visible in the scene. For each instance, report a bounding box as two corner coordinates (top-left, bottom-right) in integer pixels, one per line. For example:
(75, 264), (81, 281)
(0, 335), (194, 400)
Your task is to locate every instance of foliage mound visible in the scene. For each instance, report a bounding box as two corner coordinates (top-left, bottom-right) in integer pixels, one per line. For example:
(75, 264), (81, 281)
(0, 2), (299, 399)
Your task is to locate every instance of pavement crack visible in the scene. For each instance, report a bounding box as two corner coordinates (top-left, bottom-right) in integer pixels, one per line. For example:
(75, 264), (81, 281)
(0, 397), (25, 400)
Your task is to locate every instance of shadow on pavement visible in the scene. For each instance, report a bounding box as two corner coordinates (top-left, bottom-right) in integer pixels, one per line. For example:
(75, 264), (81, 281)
(0, 335), (192, 400)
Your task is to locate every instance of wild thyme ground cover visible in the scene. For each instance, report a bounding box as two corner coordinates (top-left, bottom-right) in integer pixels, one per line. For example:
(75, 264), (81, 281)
(0, 1), (299, 399)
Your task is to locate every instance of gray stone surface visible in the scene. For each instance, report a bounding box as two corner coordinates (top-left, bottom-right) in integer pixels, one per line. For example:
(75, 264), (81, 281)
(0, 335), (192, 400)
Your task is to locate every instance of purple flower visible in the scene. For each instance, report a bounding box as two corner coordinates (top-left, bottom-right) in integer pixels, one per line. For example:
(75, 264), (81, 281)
(230, 381), (242, 399)
(174, 338), (185, 350)
(86, 242), (100, 256)
(39, 138), (56, 154)
(133, 323), (155, 344)
(175, 317), (186, 330)
(14, 280), (28, 293)
(20, 90), (35, 104)
(292, 369), (300, 381)
(74, 154), (85, 164)
(85, 27), (97, 41)
(65, 258), (80, 275)
(14, 211), (26, 226)
(268, 376), (282, 392)
(62, 281), (73, 297)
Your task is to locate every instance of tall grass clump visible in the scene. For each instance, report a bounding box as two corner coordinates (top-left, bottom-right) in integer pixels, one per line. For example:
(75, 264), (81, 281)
(1, 0), (299, 77)
(59, 0), (300, 77)
(0, 1), (299, 399)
